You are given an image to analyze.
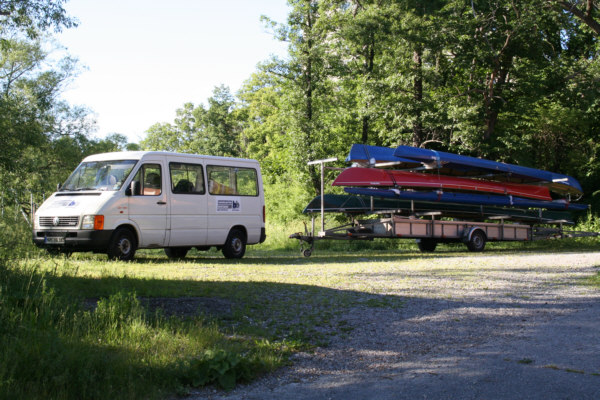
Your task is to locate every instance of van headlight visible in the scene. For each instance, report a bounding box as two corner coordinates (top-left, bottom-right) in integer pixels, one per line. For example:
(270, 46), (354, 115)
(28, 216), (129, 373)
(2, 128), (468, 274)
(82, 215), (104, 230)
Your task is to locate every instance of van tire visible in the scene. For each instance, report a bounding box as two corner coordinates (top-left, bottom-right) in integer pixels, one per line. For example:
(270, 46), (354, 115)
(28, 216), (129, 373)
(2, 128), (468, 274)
(222, 229), (246, 259)
(107, 228), (136, 261)
(164, 247), (190, 259)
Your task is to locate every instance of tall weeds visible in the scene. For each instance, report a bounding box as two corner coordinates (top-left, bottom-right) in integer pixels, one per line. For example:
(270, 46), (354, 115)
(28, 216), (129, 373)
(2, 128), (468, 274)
(0, 211), (284, 399)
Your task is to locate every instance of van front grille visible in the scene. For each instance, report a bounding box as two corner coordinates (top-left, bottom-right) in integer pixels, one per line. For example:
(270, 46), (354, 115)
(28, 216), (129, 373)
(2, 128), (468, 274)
(39, 216), (79, 227)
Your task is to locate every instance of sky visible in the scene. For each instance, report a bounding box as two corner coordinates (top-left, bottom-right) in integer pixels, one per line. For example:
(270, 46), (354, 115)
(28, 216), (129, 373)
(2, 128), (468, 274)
(56, 0), (290, 144)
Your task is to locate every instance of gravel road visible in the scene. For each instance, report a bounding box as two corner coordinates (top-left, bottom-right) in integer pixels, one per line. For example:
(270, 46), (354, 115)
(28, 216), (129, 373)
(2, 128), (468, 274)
(190, 251), (600, 400)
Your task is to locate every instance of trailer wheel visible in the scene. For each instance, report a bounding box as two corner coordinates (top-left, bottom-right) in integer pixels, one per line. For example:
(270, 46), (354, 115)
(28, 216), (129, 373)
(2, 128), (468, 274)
(466, 230), (486, 252)
(303, 248), (312, 257)
(416, 238), (437, 253)
(164, 247), (190, 259)
(107, 228), (137, 261)
(222, 229), (246, 259)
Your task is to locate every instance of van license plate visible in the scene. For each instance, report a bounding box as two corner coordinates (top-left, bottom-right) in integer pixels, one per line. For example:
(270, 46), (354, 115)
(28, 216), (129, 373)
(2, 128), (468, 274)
(45, 236), (65, 245)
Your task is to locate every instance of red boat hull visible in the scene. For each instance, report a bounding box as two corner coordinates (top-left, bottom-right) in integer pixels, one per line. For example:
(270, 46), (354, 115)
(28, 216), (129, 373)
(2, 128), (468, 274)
(333, 168), (552, 201)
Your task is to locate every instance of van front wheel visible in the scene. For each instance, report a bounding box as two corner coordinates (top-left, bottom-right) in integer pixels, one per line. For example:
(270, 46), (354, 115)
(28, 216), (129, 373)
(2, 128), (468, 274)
(222, 229), (246, 259)
(107, 228), (136, 261)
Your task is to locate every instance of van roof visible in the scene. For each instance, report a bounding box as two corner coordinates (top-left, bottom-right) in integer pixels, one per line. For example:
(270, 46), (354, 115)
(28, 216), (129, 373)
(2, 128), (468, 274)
(82, 151), (259, 164)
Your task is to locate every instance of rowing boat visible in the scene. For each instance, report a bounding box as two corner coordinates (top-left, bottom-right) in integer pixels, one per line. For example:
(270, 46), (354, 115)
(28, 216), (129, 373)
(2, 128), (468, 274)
(302, 194), (574, 223)
(332, 167), (552, 200)
(344, 187), (589, 211)
(393, 146), (583, 197)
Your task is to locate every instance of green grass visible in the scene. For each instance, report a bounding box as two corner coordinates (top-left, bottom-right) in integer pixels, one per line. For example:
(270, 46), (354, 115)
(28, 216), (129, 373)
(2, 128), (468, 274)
(0, 261), (290, 399)
(586, 270), (600, 288)
(1, 215), (599, 399)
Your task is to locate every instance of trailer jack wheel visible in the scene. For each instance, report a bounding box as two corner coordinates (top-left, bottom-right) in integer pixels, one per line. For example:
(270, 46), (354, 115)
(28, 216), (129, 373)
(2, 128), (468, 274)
(300, 239), (314, 257)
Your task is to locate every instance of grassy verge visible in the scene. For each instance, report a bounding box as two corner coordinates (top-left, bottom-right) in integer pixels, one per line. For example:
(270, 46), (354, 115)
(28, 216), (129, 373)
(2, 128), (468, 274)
(586, 269), (600, 288)
(0, 259), (291, 399)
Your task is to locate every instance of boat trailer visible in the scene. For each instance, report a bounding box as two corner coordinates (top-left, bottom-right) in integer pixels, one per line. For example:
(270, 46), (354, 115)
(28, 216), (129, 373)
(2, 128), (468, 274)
(289, 158), (598, 257)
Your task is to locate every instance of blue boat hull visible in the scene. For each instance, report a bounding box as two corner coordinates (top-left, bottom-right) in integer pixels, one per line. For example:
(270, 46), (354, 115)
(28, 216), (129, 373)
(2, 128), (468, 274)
(303, 194), (574, 223)
(346, 144), (420, 167)
(393, 145), (583, 196)
(344, 187), (588, 211)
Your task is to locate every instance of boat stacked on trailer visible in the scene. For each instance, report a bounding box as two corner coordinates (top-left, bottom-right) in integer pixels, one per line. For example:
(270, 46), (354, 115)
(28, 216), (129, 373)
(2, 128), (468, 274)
(336, 144), (588, 214)
(290, 144), (594, 256)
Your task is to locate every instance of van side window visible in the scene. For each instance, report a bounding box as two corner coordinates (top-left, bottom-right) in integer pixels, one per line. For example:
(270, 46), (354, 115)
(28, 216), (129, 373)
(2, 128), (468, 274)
(207, 165), (258, 196)
(132, 164), (162, 196)
(170, 163), (205, 194)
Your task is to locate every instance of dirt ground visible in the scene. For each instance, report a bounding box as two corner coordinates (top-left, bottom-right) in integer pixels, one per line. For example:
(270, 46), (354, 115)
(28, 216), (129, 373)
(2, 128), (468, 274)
(189, 251), (600, 400)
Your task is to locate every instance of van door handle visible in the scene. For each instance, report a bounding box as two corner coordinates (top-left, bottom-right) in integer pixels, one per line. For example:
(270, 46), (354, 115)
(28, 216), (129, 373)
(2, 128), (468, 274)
(157, 201), (167, 205)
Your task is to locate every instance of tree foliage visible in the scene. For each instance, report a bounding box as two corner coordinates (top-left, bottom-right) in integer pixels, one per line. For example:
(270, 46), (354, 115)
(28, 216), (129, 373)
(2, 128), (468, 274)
(145, 0), (598, 213)
(140, 85), (243, 157)
(0, 0), (139, 212)
(1, 0), (597, 219)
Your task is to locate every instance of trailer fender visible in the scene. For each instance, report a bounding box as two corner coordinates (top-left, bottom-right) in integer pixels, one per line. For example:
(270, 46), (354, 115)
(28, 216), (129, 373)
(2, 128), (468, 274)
(462, 227), (483, 242)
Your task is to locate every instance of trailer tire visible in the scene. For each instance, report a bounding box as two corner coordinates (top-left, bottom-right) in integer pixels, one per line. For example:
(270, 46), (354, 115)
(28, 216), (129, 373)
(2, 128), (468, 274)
(107, 228), (137, 261)
(164, 247), (190, 259)
(416, 238), (437, 253)
(222, 229), (246, 259)
(466, 230), (486, 252)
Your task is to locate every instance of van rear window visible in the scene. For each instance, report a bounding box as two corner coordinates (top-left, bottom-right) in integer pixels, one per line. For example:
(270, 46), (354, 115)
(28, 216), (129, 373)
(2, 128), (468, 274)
(207, 166), (258, 196)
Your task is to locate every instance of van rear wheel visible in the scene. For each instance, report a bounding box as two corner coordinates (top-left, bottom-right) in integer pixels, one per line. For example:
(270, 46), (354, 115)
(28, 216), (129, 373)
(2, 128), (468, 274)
(164, 247), (190, 259)
(222, 229), (246, 259)
(107, 228), (136, 261)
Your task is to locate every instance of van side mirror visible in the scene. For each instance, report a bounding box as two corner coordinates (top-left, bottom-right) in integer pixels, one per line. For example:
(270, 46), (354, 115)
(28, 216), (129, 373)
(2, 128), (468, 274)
(57, 183), (62, 191)
(126, 181), (139, 196)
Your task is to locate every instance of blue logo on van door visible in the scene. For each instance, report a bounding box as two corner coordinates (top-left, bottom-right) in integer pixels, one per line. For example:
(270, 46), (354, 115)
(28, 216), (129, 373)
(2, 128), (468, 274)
(216, 199), (241, 212)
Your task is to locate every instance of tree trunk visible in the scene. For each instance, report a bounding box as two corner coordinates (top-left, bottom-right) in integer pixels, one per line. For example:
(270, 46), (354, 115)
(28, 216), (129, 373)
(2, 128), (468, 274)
(361, 36), (375, 144)
(412, 47), (424, 147)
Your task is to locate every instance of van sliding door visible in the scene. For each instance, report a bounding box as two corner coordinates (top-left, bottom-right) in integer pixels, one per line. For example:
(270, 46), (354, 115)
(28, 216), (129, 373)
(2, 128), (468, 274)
(167, 162), (208, 247)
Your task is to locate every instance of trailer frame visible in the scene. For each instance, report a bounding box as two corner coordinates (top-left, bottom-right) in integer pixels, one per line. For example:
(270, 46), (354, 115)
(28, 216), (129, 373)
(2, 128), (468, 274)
(290, 210), (599, 256)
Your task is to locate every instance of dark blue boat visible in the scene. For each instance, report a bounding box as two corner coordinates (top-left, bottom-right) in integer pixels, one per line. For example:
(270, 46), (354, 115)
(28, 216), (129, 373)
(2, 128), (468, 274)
(303, 194), (574, 223)
(344, 187), (589, 211)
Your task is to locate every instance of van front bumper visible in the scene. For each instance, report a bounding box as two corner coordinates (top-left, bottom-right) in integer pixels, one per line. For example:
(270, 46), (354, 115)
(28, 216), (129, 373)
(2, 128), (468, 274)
(33, 229), (114, 252)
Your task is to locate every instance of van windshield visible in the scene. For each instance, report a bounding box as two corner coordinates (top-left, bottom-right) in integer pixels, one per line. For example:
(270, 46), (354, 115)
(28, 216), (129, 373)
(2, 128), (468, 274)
(61, 160), (137, 192)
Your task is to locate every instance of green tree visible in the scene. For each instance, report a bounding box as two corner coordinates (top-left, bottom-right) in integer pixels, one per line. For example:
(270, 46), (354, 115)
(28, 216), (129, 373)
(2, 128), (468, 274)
(0, 0), (76, 39)
(0, 1), (103, 207)
(191, 85), (242, 157)
(547, 0), (600, 35)
(141, 86), (243, 157)
(238, 64), (290, 179)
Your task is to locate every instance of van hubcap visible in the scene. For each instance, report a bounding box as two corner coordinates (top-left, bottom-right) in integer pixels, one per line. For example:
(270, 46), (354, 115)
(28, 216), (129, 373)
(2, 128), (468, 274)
(231, 237), (242, 253)
(118, 238), (131, 255)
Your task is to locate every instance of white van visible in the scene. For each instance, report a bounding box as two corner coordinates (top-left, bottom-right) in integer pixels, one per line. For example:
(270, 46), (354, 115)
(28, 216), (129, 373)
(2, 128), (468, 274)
(33, 151), (266, 260)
